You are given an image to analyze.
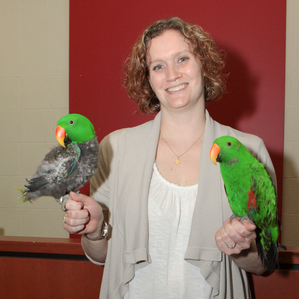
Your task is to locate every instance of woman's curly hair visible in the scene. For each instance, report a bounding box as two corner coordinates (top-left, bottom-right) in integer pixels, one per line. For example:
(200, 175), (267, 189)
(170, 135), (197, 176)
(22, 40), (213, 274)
(123, 17), (227, 114)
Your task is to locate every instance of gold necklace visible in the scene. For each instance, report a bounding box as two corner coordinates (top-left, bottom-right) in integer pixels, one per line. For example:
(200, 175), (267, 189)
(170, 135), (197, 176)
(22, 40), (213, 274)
(160, 130), (204, 165)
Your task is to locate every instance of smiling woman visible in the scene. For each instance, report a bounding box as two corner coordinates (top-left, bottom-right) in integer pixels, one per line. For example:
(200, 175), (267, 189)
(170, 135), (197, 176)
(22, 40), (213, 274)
(64, 17), (278, 299)
(123, 17), (227, 114)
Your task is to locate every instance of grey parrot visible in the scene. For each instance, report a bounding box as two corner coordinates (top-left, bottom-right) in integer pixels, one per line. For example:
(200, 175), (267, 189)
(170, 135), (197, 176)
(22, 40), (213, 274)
(15, 113), (99, 210)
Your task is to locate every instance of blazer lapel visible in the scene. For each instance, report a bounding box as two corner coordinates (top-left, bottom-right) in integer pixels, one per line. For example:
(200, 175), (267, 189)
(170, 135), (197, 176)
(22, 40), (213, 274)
(185, 110), (223, 262)
(120, 113), (161, 270)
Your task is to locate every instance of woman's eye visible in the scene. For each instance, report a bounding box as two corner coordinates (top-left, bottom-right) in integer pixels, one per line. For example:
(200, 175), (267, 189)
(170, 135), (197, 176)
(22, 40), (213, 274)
(153, 64), (163, 71)
(178, 57), (189, 63)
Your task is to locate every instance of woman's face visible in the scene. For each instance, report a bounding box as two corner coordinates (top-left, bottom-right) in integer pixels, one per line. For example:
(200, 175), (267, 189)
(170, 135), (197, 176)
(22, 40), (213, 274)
(146, 30), (205, 113)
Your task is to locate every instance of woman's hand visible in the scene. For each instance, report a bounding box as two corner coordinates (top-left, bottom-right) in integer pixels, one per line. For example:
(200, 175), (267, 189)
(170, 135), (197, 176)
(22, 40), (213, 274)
(215, 217), (266, 274)
(215, 217), (256, 255)
(62, 191), (104, 236)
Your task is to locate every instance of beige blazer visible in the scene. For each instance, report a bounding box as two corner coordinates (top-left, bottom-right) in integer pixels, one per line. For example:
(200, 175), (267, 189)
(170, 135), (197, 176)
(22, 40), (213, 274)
(88, 110), (276, 299)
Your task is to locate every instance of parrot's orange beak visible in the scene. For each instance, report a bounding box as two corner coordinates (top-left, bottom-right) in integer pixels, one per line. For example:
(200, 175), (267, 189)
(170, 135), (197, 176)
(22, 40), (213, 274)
(56, 125), (66, 147)
(210, 143), (220, 165)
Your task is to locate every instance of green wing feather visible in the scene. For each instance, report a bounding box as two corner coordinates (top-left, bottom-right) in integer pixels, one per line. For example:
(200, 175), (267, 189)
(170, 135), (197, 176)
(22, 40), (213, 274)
(249, 163), (279, 248)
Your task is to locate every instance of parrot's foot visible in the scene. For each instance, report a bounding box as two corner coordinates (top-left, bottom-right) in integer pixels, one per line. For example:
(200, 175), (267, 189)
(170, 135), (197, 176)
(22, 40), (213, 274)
(58, 191), (81, 211)
(230, 214), (255, 225)
(239, 215), (255, 225)
(59, 194), (70, 212)
(230, 214), (241, 222)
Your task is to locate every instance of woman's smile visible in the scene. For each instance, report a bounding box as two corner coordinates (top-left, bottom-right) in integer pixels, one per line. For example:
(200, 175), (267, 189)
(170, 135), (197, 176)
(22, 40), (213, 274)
(165, 83), (188, 93)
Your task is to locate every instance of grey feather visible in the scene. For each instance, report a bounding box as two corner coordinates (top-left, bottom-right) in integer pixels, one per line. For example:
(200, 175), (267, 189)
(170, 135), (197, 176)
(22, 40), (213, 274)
(20, 137), (99, 202)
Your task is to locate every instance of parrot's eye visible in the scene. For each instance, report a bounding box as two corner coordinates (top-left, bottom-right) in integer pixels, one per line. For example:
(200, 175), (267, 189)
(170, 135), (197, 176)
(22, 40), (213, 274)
(70, 120), (74, 125)
(227, 142), (232, 147)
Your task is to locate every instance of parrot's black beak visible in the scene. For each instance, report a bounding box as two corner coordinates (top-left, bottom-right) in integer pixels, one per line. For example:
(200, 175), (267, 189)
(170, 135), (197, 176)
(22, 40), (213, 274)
(63, 135), (72, 147)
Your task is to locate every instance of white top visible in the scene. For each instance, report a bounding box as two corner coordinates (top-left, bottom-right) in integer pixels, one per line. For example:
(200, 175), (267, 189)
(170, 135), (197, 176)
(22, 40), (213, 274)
(125, 164), (212, 299)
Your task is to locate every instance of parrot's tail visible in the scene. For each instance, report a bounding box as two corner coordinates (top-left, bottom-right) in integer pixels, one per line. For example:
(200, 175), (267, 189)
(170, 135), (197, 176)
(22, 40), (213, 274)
(14, 186), (32, 203)
(256, 227), (279, 273)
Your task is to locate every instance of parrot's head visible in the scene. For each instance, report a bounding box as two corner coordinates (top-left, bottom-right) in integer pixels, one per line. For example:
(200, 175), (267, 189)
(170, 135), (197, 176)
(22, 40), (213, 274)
(56, 114), (96, 147)
(210, 136), (247, 165)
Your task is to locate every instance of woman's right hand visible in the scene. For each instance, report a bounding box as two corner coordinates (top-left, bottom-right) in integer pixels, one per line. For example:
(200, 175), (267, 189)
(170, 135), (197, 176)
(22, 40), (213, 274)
(62, 191), (104, 236)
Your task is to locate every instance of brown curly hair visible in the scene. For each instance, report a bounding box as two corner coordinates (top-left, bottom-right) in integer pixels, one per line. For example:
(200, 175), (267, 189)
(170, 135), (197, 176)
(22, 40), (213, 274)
(123, 17), (227, 114)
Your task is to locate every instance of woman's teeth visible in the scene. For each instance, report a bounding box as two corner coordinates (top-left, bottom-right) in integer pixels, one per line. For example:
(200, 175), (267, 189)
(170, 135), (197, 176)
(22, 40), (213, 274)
(166, 83), (187, 92)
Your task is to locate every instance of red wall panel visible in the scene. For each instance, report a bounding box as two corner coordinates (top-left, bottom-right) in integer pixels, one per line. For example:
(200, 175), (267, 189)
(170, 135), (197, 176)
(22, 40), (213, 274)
(70, 0), (286, 218)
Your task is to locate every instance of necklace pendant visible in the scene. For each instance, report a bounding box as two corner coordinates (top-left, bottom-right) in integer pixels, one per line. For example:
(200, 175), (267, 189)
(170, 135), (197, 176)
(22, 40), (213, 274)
(175, 159), (180, 165)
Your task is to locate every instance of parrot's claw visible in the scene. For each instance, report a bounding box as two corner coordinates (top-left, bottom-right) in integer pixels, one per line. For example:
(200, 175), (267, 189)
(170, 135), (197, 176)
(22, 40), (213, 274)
(239, 215), (255, 225)
(230, 214), (255, 225)
(230, 214), (241, 222)
(59, 194), (70, 211)
(58, 191), (81, 211)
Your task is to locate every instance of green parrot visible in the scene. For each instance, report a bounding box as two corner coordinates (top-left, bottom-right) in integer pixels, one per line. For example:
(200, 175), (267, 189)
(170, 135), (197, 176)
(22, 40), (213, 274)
(15, 113), (99, 210)
(210, 135), (280, 272)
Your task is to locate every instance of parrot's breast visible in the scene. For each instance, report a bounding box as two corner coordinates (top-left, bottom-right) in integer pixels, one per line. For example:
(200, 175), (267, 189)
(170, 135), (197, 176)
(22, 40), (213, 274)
(220, 163), (254, 217)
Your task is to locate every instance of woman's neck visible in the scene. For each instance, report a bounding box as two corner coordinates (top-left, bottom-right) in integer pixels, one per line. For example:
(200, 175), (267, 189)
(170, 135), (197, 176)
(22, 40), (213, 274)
(160, 105), (206, 141)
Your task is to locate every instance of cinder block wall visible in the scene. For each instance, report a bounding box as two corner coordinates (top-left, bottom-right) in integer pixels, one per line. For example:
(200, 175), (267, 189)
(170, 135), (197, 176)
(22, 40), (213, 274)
(282, 0), (299, 247)
(0, 1), (69, 237)
(0, 0), (298, 245)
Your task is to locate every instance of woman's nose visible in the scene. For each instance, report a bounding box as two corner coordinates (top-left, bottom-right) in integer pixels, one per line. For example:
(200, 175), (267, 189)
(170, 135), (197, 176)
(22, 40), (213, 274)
(166, 64), (182, 82)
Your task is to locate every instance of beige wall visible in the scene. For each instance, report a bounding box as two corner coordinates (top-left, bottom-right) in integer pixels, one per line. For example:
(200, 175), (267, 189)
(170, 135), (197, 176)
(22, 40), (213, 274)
(0, 0), (298, 245)
(282, 0), (299, 247)
(0, 0), (69, 237)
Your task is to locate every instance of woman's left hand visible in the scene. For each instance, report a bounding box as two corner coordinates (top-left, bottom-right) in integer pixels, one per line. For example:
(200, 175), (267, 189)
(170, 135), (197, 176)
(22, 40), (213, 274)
(215, 217), (257, 255)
